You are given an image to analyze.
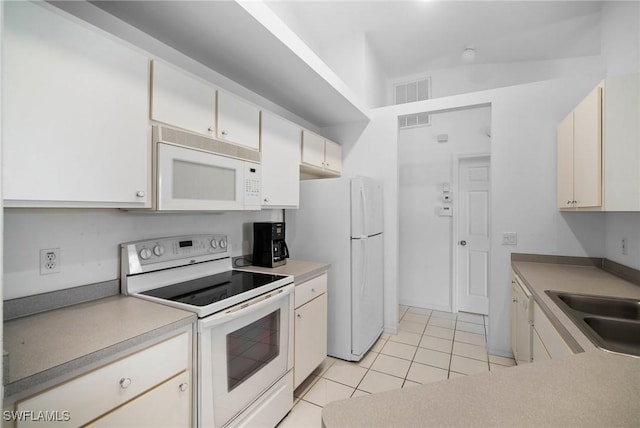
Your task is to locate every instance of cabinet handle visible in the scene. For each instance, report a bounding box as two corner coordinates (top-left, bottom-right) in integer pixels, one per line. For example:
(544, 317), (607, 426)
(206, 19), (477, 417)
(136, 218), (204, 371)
(311, 288), (316, 293)
(136, 191), (145, 198)
(264, 198), (269, 203)
(208, 126), (214, 133)
(179, 382), (188, 392)
(326, 163), (330, 168)
(221, 130), (228, 136)
(297, 314), (302, 319)
(119, 377), (132, 389)
(566, 200), (572, 205)
(512, 298), (517, 303)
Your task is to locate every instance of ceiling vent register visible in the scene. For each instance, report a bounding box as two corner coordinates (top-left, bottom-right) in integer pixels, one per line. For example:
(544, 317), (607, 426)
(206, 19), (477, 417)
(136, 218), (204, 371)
(394, 77), (431, 129)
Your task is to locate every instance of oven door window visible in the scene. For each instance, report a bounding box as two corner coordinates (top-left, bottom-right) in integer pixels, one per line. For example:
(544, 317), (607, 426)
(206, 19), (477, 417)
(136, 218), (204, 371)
(226, 309), (280, 391)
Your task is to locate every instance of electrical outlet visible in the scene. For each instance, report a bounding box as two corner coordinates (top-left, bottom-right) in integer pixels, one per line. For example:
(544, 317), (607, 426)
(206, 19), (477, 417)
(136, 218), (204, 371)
(622, 238), (628, 256)
(40, 248), (60, 275)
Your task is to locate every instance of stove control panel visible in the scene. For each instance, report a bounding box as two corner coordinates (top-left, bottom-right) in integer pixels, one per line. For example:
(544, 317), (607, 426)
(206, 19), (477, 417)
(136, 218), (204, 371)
(122, 234), (230, 274)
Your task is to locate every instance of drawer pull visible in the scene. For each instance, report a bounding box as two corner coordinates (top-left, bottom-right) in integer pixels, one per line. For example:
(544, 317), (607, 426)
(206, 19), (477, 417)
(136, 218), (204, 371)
(119, 377), (132, 389)
(179, 382), (189, 392)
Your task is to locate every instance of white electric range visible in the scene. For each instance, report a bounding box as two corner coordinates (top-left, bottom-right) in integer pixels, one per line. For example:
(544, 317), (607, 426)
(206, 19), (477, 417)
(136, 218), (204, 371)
(121, 234), (294, 428)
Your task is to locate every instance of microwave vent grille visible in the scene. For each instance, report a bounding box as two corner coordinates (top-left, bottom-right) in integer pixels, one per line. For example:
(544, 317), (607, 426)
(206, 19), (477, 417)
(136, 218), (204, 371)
(154, 125), (261, 163)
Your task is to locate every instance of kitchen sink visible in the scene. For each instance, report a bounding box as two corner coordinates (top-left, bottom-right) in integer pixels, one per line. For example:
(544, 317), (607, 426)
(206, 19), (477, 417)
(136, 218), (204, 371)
(545, 291), (640, 357)
(555, 293), (640, 320)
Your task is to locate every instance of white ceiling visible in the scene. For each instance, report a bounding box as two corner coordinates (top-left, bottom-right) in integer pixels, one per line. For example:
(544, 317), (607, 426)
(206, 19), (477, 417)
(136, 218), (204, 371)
(87, 1), (605, 127)
(265, 1), (604, 79)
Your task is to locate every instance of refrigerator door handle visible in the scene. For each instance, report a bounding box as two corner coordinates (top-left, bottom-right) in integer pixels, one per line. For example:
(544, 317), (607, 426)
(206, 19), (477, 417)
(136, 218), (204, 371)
(360, 185), (368, 238)
(360, 238), (368, 298)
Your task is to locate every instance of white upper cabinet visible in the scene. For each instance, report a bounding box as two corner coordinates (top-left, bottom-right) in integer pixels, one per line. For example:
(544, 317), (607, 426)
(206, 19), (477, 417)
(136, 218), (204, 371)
(301, 130), (342, 177)
(216, 90), (261, 151)
(324, 139), (343, 174)
(557, 113), (575, 209)
(3, 2), (150, 208)
(603, 73), (640, 211)
(301, 131), (326, 169)
(557, 73), (640, 211)
(556, 83), (603, 210)
(261, 112), (301, 208)
(151, 60), (216, 137)
(573, 85), (602, 208)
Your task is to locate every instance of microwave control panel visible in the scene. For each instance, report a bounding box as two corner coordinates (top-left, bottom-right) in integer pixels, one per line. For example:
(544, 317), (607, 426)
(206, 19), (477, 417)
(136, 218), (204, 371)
(244, 163), (261, 208)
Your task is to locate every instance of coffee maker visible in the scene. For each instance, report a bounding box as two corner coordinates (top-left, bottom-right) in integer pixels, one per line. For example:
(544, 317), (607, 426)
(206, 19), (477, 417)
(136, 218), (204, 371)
(252, 222), (289, 268)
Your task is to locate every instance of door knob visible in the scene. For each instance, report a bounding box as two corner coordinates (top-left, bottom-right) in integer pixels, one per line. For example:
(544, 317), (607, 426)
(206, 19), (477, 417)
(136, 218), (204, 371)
(460, 240), (467, 246)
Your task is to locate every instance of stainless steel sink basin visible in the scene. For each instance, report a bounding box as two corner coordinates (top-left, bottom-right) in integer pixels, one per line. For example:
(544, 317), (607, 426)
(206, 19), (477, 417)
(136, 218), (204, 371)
(545, 291), (640, 357)
(556, 293), (640, 320)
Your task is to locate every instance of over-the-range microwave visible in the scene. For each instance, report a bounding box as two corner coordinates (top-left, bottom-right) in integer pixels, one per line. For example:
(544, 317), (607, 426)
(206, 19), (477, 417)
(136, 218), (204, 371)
(148, 125), (261, 211)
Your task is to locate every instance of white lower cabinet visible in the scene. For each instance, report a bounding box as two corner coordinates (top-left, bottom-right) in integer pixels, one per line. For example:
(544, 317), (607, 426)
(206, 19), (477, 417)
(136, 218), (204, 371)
(14, 332), (191, 428)
(510, 273), (532, 364)
(532, 302), (573, 360)
(294, 274), (328, 388)
(87, 371), (190, 428)
(532, 327), (552, 363)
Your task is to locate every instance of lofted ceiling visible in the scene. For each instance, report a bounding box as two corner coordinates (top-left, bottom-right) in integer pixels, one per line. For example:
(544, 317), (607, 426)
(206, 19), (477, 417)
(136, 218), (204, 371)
(265, 1), (604, 79)
(86, 1), (604, 127)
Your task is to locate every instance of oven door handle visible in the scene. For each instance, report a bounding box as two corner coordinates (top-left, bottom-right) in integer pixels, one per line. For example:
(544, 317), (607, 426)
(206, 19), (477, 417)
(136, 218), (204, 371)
(199, 283), (294, 329)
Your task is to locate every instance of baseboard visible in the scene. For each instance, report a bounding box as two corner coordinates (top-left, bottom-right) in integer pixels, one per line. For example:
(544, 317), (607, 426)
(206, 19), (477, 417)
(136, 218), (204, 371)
(399, 298), (452, 313)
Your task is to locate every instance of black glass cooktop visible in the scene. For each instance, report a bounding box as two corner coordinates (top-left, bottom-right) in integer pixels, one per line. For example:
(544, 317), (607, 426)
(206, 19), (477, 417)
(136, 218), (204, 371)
(141, 270), (286, 307)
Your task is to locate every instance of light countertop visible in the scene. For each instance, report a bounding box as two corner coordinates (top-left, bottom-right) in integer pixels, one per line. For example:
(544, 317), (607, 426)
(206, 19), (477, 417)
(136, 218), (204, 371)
(236, 259), (330, 284)
(323, 261), (640, 427)
(4, 295), (195, 400)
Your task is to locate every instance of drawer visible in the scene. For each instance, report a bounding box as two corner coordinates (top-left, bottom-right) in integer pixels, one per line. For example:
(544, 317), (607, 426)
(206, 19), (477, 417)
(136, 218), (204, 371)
(16, 332), (189, 427)
(295, 273), (327, 308)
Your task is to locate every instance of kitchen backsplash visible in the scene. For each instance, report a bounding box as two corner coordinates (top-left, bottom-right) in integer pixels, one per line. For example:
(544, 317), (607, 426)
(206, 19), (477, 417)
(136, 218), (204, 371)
(3, 208), (281, 300)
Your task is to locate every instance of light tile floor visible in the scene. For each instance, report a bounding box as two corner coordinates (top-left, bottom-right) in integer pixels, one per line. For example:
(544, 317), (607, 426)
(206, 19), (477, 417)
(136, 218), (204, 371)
(277, 305), (517, 428)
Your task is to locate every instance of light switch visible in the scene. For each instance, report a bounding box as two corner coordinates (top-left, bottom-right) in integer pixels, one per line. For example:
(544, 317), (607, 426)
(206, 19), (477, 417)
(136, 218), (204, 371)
(502, 233), (517, 245)
(439, 205), (453, 216)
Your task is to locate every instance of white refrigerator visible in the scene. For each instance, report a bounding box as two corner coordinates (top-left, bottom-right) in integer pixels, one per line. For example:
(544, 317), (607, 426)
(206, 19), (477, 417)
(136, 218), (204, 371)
(287, 176), (384, 361)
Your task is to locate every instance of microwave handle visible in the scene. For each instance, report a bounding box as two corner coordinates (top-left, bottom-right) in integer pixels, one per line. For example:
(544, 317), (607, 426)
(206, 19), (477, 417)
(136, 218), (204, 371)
(283, 241), (290, 259)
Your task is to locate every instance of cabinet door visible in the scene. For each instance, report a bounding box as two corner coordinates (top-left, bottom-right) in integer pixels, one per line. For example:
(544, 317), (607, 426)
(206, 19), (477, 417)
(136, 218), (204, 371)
(88, 371), (191, 428)
(510, 279), (518, 359)
(533, 302), (573, 359)
(294, 293), (328, 388)
(3, 2), (149, 207)
(532, 328), (551, 363)
(151, 60), (216, 137)
(557, 113), (575, 209)
(573, 85), (602, 208)
(261, 112), (301, 208)
(324, 139), (343, 174)
(301, 130), (326, 169)
(216, 90), (261, 150)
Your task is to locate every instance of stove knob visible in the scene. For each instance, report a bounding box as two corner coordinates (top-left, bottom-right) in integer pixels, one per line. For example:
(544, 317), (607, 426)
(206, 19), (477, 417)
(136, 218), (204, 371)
(139, 248), (152, 260)
(210, 239), (218, 249)
(219, 239), (227, 249)
(153, 245), (165, 257)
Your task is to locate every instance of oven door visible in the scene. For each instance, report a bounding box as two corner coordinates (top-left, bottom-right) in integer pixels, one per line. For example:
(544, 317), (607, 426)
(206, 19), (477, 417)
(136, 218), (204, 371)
(198, 284), (294, 428)
(157, 142), (261, 211)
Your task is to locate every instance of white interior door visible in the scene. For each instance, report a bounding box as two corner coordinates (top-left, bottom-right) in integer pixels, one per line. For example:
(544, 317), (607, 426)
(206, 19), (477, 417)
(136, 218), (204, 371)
(457, 156), (490, 315)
